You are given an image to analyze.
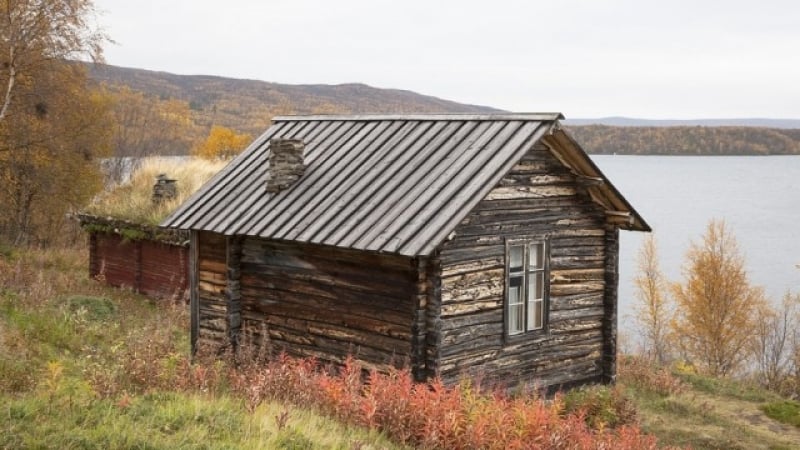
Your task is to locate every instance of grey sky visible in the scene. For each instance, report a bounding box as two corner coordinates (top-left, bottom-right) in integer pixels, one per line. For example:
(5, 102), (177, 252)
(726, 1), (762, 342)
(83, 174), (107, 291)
(93, 0), (800, 119)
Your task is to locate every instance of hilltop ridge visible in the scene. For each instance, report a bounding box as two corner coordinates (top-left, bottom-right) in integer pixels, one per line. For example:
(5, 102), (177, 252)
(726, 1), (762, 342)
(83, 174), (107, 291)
(87, 63), (800, 156)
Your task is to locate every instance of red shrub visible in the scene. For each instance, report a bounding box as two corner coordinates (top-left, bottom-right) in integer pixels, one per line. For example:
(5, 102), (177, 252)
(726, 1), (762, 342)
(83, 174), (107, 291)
(225, 352), (684, 449)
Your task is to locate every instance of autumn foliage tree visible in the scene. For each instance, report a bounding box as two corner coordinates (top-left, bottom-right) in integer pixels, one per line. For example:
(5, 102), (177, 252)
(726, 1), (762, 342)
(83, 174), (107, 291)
(193, 125), (251, 160)
(0, 0), (112, 245)
(0, 0), (106, 124)
(670, 220), (767, 377)
(633, 235), (672, 364)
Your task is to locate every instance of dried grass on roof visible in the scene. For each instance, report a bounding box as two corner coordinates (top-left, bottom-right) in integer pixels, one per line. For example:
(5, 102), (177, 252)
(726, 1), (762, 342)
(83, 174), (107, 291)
(84, 157), (226, 225)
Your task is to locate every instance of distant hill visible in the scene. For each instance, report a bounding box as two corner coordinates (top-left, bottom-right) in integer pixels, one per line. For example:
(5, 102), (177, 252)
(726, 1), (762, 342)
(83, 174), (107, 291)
(87, 64), (800, 156)
(87, 63), (501, 138)
(564, 117), (800, 129)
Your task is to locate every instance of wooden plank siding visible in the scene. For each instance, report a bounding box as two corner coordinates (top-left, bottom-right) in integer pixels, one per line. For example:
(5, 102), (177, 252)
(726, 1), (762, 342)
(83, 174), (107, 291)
(89, 232), (188, 300)
(434, 142), (610, 389)
(235, 238), (418, 372)
(196, 231), (229, 352)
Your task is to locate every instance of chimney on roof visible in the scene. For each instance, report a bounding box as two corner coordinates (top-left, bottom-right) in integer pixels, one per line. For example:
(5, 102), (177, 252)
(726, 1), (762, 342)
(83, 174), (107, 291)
(267, 139), (305, 193)
(152, 173), (177, 204)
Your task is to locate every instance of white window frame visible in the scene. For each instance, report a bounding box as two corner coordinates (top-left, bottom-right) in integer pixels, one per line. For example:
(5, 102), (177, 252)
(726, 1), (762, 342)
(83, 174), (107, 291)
(505, 238), (550, 338)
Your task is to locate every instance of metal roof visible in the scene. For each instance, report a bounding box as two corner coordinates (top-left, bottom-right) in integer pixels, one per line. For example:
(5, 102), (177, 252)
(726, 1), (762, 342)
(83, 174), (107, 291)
(162, 113), (648, 256)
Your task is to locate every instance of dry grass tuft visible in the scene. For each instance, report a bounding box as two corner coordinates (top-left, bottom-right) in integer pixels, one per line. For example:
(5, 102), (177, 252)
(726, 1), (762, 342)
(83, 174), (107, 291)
(84, 157), (226, 224)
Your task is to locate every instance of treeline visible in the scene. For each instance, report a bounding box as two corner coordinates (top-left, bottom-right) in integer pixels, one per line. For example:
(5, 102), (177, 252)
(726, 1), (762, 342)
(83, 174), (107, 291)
(568, 125), (800, 155)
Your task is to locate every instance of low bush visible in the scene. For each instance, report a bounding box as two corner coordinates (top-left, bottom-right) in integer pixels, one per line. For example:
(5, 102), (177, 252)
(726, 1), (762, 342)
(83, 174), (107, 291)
(617, 355), (685, 397)
(563, 385), (638, 429)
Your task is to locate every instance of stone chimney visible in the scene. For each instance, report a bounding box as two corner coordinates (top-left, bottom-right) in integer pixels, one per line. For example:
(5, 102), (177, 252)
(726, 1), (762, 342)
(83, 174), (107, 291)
(152, 173), (177, 204)
(267, 139), (305, 193)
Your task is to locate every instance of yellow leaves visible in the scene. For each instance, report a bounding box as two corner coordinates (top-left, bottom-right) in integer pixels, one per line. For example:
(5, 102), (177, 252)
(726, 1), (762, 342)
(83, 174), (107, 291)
(193, 126), (252, 161)
(669, 220), (767, 377)
(106, 85), (196, 157)
(0, 61), (112, 244)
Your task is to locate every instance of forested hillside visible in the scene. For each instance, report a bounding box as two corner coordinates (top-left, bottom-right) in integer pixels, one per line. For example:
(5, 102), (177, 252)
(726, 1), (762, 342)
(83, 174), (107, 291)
(87, 63), (800, 157)
(568, 125), (800, 155)
(87, 63), (499, 155)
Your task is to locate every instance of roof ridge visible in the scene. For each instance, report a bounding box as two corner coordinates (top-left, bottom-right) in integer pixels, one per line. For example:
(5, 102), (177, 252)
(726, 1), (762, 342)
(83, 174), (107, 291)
(272, 113), (565, 122)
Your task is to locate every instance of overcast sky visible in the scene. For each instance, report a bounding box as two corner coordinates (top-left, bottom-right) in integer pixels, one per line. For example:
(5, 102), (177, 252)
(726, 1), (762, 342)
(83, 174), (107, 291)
(93, 0), (800, 119)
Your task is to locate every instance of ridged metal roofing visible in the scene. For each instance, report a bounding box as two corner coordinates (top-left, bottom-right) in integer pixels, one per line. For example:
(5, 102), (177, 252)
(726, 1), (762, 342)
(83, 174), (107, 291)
(162, 113), (646, 256)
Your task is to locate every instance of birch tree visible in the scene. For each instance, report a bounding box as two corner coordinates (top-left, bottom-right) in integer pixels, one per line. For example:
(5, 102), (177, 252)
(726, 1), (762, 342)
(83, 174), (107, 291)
(632, 234), (672, 364)
(0, 0), (106, 126)
(670, 220), (767, 377)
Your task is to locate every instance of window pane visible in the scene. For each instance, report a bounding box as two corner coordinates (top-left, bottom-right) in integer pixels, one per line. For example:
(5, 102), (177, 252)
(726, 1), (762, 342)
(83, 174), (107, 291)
(509, 303), (524, 334)
(509, 245), (524, 270)
(535, 272), (544, 299)
(508, 282), (522, 305)
(528, 299), (543, 330)
(529, 243), (544, 269)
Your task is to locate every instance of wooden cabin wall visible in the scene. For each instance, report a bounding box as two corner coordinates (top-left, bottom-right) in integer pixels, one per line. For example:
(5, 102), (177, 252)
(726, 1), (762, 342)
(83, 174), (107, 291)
(435, 142), (610, 389)
(195, 231), (229, 352)
(237, 238), (417, 372)
(89, 232), (188, 300)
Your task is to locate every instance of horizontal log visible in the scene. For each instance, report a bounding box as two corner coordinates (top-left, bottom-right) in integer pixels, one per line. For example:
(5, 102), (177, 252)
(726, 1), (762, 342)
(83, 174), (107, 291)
(549, 281), (604, 296)
(438, 246), (503, 265)
(485, 185), (577, 201)
(549, 317), (603, 333)
(440, 298), (502, 317)
(239, 282), (412, 321)
(440, 257), (504, 278)
(242, 238), (414, 271)
(239, 317), (411, 365)
(440, 309), (503, 332)
(550, 255), (605, 270)
(550, 268), (605, 283)
(498, 174), (575, 187)
(550, 292), (604, 311)
(549, 306), (605, 322)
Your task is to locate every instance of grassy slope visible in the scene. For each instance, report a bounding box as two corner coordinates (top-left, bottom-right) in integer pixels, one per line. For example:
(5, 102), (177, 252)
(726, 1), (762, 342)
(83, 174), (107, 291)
(0, 246), (402, 450)
(620, 365), (800, 450)
(3, 245), (799, 449)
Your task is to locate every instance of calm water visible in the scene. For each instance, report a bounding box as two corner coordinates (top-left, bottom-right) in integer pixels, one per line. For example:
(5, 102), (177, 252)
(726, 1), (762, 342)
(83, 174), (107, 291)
(590, 155), (800, 336)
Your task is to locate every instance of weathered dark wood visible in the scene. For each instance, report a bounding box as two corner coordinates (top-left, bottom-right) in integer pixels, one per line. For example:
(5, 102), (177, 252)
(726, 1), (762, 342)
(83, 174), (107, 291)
(434, 142), (610, 390)
(226, 236), (243, 351)
(602, 226), (619, 383)
(230, 237), (416, 369)
(425, 257), (443, 379)
(411, 257), (429, 381)
(196, 231), (229, 353)
(190, 231), (199, 356)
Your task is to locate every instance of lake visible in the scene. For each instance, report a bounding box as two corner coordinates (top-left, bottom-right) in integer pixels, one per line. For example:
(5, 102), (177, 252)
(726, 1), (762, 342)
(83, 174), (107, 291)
(590, 155), (800, 338)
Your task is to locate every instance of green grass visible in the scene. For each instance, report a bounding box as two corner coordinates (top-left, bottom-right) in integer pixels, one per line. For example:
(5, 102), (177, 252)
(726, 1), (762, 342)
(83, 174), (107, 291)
(620, 365), (800, 450)
(1, 390), (399, 449)
(762, 400), (800, 428)
(0, 246), (403, 450)
(676, 372), (781, 403)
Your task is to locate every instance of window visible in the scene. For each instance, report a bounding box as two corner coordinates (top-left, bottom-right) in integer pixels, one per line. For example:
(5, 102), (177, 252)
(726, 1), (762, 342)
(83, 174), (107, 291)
(506, 239), (549, 336)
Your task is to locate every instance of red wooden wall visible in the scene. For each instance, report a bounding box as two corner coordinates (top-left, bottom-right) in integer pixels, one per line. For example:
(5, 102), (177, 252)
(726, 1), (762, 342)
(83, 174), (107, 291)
(89, 232), (189, 301)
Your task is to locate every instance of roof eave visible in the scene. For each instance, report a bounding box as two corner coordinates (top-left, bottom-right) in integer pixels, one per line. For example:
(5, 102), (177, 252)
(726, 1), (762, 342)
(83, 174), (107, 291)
(543, 125), (651, 232)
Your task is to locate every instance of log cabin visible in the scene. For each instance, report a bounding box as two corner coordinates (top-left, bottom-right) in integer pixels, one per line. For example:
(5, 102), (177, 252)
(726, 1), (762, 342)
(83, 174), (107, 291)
(161, 114), (650, 390)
